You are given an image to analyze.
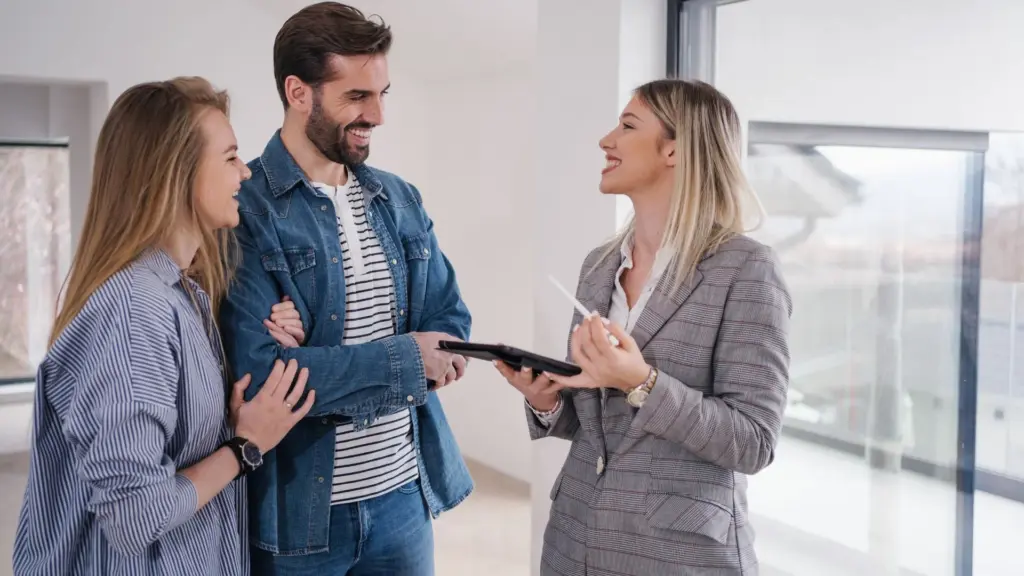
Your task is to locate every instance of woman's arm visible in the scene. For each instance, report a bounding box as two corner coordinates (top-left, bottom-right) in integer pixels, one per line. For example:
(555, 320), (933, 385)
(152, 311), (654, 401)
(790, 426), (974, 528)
(179, 447), (240, 509)
(69, 291), (308, 557)
(632, 246), (792, 474)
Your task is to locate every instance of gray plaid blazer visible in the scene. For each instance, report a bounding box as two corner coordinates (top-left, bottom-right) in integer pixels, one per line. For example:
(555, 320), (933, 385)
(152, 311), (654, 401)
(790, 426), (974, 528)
(528, 234), (792, 576)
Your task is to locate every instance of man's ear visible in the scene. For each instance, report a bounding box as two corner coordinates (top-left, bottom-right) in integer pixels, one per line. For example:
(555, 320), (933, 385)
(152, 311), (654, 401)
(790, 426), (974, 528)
(284, 76), (314, 113)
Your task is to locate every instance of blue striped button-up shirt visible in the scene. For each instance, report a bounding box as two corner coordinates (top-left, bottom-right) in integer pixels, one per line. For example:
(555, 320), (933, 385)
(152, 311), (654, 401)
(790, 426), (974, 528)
(13, 250), (248, 575)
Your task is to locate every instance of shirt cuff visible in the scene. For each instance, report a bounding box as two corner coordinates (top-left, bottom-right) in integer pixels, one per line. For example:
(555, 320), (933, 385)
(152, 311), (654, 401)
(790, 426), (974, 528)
(384, 334), (428, 406)
(167, 473), (200, 532)
(528, 396), (563, 427)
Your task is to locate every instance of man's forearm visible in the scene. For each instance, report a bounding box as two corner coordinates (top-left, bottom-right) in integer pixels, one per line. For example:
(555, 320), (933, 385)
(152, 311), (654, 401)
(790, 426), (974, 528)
(237, 333), (428, 418)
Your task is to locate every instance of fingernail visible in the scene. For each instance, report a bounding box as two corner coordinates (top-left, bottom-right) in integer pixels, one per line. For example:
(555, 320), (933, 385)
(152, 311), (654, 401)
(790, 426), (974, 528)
(572, 324), (579, 333)
(601, 317), (610, 325)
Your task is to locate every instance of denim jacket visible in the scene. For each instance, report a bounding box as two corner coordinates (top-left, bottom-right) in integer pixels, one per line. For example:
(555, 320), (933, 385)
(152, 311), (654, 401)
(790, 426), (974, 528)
(219, 131), (473, 555)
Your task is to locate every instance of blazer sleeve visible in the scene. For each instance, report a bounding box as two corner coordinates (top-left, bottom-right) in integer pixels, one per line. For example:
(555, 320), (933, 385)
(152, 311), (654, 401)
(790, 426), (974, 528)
(632, 245), (792, 475)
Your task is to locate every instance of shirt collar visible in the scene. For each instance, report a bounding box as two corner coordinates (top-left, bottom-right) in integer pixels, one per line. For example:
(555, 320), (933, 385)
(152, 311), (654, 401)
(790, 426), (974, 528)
(619, 231), (673, 280)
(259, 130), (385, 200)
(140, 248), (185, 286)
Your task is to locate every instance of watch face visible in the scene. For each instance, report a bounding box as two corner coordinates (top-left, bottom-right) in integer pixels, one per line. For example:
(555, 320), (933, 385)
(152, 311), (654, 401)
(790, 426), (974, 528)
(627, 388), (649, 408)
(241, 442), (263, 467)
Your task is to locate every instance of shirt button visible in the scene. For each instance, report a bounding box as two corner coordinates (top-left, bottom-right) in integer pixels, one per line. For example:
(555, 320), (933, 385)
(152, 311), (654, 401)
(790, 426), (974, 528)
(331, 314), (338, 321)
(407, 395), (414, 402)
(596, 456), (605, 475)
(332, 257), (339, 264)
(320, 205), (327, 211)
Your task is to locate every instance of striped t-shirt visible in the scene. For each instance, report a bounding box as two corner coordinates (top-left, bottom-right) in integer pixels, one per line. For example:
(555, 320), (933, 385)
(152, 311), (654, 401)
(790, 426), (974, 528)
(313, 176), (419, 505)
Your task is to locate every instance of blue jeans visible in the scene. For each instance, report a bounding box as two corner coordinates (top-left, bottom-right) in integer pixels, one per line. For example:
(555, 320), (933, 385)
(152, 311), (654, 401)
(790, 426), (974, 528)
(250, 479), (434, 576)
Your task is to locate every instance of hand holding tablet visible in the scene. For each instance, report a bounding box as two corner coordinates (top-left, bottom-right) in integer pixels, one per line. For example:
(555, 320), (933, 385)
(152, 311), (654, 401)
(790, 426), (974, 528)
(436, 341), (581, 377)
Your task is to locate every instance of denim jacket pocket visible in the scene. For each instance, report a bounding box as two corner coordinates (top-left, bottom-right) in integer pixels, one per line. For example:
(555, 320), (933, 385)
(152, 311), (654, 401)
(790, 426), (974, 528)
(402, 233), (431, 318)
(402, 233), (431, 261)
(261, 247), (318, 308)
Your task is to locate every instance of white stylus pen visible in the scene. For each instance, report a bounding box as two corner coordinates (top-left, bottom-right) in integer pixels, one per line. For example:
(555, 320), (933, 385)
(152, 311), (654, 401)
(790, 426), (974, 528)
(548, 275), (621, 347)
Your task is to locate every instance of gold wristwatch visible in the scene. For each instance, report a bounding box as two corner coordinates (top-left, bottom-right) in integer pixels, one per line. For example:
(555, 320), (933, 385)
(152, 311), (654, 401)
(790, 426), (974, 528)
(626, 367), (658, 408)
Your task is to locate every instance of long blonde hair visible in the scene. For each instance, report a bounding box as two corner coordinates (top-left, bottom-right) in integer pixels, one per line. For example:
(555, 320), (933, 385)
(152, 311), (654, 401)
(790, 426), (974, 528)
(50, 77), (236, 346)
(612, 79), (763, 290)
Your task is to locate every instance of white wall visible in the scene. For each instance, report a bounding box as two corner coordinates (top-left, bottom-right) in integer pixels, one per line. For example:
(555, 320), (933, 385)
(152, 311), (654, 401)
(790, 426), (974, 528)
(0, 84), (51, 140)
(0, 0), (286, 161)
(716, 0), (1024, 133)
(425, 67), (538, 482)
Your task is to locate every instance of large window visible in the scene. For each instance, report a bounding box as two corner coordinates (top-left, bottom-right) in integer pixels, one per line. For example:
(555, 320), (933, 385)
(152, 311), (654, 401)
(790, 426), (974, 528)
(665, 1), (1024, 574)
(0, 142), (71, 385)
(746, 123), (987, 480)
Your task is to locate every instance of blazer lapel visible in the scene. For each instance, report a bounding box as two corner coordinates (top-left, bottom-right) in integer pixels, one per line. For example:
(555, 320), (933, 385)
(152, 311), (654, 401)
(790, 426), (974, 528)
(630, 266), (704, 352)
(575, 251), (619, 319)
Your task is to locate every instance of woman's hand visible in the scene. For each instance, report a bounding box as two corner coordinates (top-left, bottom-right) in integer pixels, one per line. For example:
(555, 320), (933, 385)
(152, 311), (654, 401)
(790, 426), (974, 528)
(494, 360), (562, 412)
(265, 296), (304, 348)
(544, 315), (650, 392)
(228, 359), (314, 452)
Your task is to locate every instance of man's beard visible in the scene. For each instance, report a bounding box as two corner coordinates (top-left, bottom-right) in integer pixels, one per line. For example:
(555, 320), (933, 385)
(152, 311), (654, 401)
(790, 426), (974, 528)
(305, 94), (371, 167)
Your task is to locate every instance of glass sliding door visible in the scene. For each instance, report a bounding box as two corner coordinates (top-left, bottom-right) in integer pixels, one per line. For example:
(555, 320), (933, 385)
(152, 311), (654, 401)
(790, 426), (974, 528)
(741, 124), (982, 576)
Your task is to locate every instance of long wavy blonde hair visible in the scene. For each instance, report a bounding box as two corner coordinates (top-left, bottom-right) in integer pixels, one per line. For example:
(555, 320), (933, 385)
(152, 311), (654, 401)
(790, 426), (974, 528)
(49, 77), (236, 346)
(612, 79), (763, 290)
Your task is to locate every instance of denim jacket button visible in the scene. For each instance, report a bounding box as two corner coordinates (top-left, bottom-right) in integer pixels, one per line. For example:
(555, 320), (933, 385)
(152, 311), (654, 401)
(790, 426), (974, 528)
(399, 309), (405, 316)
(423, 248), (430, 256)
(321, 418), (328, 425)
(407, 395), (414, 402)
(320, 205), (327, 211)
(331, 314), (338, 321)
(391, 259), (397, 265)
(318, 477), (324, 483)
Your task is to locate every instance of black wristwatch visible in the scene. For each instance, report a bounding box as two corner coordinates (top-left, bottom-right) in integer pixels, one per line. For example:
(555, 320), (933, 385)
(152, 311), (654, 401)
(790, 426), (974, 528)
(221, 437), (263, 479)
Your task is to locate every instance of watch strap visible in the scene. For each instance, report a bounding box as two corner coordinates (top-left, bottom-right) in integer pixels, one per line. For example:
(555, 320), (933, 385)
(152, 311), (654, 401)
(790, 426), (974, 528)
(221, 437), (255, 479)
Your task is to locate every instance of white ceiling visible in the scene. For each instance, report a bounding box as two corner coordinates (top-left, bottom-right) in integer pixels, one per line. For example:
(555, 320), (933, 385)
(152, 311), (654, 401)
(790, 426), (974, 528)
(258, 0), (537, 81)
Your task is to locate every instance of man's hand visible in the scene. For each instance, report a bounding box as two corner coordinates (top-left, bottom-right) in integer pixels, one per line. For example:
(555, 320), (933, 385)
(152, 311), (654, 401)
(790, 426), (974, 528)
(410, 332), (462, 384)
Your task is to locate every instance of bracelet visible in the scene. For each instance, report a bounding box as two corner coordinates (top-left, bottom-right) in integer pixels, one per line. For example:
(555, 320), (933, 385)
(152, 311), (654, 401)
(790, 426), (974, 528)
(530, 395), (561, 416)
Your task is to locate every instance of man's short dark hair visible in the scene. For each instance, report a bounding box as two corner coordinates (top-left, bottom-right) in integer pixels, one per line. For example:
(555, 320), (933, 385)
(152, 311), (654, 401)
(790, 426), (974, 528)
(273, 2), (392, 109)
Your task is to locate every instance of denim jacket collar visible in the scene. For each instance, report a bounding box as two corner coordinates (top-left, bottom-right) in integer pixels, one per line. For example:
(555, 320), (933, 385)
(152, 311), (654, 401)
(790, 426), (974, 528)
(258, 130), (386, 200)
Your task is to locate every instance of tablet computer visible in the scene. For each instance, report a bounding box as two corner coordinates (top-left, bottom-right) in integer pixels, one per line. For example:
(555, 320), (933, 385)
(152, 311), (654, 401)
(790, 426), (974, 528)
(437, 341), (582, 377)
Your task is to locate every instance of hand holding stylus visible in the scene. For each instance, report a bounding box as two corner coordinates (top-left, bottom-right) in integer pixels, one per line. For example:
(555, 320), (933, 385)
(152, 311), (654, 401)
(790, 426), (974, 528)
(548, 275), (621, 347)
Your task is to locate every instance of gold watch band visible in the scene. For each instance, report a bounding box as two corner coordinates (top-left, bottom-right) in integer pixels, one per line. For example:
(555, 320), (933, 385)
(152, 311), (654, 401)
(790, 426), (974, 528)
(632, 366), (657, 394)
